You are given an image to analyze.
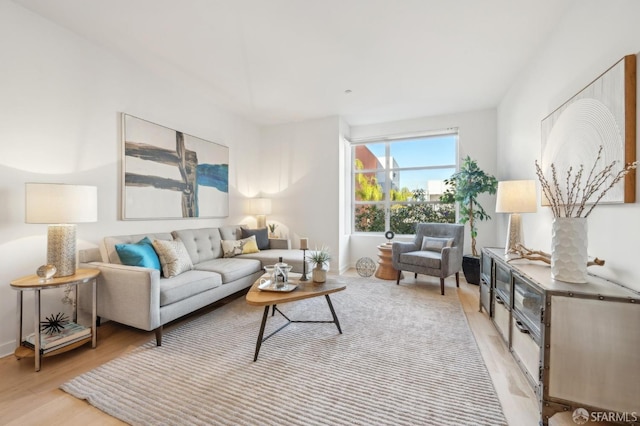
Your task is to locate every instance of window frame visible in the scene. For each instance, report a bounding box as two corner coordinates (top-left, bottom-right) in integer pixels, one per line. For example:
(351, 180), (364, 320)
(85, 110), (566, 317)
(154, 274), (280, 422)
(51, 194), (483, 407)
(350, 129), (459, 235)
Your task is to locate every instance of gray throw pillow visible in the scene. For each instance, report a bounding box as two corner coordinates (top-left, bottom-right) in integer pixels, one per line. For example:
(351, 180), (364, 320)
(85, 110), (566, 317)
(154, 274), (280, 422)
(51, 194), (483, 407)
(421, 236), (454, 252)
(241, 227), (269, 250)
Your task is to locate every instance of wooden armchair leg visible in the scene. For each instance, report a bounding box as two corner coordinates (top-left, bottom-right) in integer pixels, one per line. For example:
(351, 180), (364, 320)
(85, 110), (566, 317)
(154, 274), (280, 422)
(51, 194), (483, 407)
(155, 325), (163, 346)
(440, 278), (445, 295)
(455, 272), (460, 287)
(396, 270), (402, 285)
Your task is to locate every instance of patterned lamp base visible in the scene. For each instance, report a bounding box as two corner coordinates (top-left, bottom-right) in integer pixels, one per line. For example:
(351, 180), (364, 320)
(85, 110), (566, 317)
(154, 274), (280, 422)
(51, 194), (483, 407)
(47, 224), (77, 277)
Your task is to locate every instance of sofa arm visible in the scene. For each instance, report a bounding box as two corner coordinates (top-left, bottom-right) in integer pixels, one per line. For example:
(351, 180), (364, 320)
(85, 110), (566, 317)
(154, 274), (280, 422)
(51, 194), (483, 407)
(269, 238), (291, 250)
(391, 241), (419, 268)
(78, 262), (161, 332)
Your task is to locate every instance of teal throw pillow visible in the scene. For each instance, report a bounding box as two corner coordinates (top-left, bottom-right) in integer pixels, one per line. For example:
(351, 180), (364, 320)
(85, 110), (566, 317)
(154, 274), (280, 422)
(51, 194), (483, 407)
(115, 237), (161, 271)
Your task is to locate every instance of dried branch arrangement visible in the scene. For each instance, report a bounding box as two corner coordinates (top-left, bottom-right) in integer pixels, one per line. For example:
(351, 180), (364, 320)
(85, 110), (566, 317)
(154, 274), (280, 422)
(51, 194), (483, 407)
(511, 243), (605, 267)
(535, 146), (637, 218)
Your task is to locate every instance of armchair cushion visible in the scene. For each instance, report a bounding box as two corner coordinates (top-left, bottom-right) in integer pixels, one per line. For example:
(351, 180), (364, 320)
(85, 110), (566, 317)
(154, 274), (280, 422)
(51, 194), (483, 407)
(400, 251), (442, 269)
(421, 236), (453, 252)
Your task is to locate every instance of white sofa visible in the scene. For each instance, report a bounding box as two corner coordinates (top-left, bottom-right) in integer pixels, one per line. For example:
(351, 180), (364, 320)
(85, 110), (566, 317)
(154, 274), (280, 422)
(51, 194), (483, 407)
(79, 225), (308, 345)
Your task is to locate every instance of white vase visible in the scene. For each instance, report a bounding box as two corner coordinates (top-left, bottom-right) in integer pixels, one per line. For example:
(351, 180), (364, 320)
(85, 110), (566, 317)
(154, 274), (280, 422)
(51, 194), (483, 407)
(551, 217), (588, 283)
(312, 266), (327, 283)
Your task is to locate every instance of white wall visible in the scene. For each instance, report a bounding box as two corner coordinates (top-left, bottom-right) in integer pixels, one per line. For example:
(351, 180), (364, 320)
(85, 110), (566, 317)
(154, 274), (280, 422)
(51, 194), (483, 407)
(259, 117), (345, 271)
(0, 1), (262, 356)
(348, 109), (499, 267)
(497, 0), (640, 291)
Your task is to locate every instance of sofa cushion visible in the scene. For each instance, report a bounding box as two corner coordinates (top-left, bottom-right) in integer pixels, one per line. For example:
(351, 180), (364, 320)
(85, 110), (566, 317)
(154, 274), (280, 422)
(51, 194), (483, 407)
(400, 250), (442, 269)
(114, 237), (161, 271)
(159, 270), (222, 306)
(221, 236), (259, 258)
(152, 238), (194, 278)
(421, 236), (454, 252)
(241, 227), (269, 250)
(219, 225), (243, 241)
(172, 228), (222, 263)
(194, 258), (262, 284)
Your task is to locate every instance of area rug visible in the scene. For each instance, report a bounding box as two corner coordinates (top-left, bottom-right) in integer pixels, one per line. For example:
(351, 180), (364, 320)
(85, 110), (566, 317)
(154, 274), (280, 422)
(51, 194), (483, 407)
(61, 276), (506, 425)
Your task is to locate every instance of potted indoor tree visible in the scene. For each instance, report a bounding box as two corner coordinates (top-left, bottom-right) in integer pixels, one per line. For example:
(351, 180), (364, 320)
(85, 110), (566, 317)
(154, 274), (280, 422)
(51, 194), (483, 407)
(442, 156), (497, 284)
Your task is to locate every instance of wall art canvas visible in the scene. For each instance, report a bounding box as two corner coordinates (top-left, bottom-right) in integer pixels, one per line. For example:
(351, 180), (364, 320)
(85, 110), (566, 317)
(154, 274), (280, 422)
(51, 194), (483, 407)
(541, 54), (636, 205)
(122, 114), (229, 219)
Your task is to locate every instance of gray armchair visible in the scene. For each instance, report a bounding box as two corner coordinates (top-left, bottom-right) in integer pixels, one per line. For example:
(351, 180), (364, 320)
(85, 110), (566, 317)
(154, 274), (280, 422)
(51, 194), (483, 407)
(391, 223), (464, 295)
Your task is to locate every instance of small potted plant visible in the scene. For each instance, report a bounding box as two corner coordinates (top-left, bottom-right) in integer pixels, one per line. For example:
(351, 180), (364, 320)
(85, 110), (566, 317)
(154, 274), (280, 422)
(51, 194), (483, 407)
(267, 223), (278, 238)
(307, 246), (331, 283)
(442, 156), (497, 284)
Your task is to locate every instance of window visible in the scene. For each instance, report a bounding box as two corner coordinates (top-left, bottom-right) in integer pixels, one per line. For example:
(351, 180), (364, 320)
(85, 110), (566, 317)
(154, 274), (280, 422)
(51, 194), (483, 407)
(351, 131), (457, 234)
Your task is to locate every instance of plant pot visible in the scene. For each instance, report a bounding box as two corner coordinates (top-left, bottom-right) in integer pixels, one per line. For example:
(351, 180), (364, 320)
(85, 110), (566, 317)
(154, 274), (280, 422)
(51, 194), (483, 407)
(462, 255), (480, 285)
(312, 266), (327, 283)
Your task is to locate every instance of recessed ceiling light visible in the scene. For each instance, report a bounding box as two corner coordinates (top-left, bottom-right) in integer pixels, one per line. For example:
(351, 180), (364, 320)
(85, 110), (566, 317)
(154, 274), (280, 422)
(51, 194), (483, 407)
(344, 89), (352, 94)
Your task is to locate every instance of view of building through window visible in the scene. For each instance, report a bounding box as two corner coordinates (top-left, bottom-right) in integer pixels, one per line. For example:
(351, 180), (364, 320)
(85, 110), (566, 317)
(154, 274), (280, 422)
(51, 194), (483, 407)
(352, 132), (458, 234)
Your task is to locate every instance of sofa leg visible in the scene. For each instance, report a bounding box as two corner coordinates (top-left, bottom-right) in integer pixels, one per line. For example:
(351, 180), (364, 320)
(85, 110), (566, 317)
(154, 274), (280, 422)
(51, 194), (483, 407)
(455, 272), (460, 287)
(414, 272), (418, 279)
(440, 278), (445, 295)
(396, 270), (402, 285)
(96, 316), (101, 327)
(155, 326), (163, 346)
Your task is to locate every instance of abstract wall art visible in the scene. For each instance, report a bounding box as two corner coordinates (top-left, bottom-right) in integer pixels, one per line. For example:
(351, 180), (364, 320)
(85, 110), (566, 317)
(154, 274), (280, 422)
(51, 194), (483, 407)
(122, 114), (229, 220)
(541, 54), (636, 206)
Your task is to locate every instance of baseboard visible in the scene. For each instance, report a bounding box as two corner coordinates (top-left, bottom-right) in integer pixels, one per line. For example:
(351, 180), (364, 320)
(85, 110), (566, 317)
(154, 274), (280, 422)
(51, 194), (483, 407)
(0, 339), (16, 359)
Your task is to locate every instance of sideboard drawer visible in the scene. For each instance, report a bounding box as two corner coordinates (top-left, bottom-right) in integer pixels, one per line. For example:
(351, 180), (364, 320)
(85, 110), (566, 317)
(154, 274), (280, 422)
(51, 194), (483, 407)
(493, 294), (510, 343)
(511, 314), (540, 387)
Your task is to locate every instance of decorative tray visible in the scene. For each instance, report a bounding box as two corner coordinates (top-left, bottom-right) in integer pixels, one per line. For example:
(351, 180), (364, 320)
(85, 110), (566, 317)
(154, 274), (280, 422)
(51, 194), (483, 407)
(258, 280), (298, 293)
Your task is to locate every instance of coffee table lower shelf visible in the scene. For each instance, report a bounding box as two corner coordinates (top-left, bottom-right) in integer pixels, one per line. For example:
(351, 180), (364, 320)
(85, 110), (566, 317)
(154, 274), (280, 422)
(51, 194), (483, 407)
(14, 336), (93, 359)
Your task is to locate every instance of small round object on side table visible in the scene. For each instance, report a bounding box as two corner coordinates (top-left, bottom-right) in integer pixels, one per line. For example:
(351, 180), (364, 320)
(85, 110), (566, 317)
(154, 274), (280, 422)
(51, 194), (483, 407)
(356, 257), (376, 277)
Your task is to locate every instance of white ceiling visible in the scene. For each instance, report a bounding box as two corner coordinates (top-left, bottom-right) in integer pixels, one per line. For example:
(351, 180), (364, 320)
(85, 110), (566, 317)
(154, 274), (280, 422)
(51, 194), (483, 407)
(14, 0), (574, 126)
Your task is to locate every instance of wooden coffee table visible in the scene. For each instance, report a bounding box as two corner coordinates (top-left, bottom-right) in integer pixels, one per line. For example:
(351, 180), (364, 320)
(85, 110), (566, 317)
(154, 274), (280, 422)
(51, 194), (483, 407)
(246, 273), (346, 361)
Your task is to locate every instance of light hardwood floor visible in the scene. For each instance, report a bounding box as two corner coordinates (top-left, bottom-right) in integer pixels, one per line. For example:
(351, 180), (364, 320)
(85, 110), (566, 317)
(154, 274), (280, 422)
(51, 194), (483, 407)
(0, 273), (606, 426)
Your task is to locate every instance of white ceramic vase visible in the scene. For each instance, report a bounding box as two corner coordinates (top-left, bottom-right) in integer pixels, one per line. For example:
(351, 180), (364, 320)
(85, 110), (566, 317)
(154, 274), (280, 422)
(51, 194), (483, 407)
(551, 217), (588, 283)
(312, 265), (327, 283)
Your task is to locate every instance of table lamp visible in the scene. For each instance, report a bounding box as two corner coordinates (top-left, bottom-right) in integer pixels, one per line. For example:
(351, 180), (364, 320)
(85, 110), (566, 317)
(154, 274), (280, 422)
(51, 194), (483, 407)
(495, 180), (536, 256)
(249, 197), (271, 229)
(25, 183), (98, 277)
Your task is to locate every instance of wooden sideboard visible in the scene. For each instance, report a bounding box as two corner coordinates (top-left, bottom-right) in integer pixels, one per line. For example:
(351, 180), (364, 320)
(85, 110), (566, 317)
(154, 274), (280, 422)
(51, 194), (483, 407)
(480, 247), (640, 425)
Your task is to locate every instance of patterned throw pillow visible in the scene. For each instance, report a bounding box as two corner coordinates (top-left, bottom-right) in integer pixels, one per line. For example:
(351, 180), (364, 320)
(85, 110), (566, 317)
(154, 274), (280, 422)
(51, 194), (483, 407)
(421, 236), (454, 252)
(152, 238), (194, 277)
(221, 235), (260, 258)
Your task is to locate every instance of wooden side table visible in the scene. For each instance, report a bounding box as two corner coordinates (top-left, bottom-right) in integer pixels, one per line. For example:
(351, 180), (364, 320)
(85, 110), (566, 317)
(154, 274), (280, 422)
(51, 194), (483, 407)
(10, 268), (100, 371)
(375, 243), (403, 280)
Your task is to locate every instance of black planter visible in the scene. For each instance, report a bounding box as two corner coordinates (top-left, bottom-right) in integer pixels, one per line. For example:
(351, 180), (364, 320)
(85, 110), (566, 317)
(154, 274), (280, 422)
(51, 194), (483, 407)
(462, 255), (480, 285)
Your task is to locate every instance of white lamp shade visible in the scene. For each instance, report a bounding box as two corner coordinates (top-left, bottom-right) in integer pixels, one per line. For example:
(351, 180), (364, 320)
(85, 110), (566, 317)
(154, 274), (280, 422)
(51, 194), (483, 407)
(249, 198), (272, 215)
(26, 183), (98, 223)
(495, 180), (537, 213)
